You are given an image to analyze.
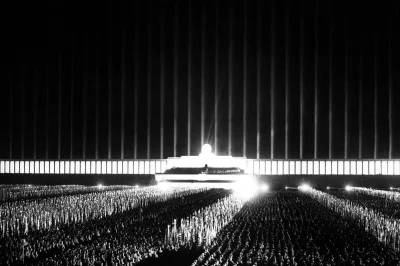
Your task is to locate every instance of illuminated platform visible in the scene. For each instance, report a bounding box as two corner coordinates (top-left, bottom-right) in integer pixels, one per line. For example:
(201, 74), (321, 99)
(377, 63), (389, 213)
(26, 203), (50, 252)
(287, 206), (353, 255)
(155, 174), (254, 183)
(158, 144), (249, 182)
(166, 156), (247, 170)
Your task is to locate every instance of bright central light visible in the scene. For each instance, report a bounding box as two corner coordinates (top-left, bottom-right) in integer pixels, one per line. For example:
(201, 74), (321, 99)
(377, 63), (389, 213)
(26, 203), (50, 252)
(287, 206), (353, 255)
(298, 184), (311, 190)
(261, 184), (269, 192)
(199, 144), (214, 157)
(202, 144), (212, 154)
(345, 185), (353, 191)
(233, 180), (258, 199)
(97, 183), (103, 189)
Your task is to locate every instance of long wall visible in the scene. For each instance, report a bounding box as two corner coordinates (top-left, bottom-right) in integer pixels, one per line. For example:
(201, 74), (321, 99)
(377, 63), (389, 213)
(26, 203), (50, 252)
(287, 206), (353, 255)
(1, 159), (400, 176)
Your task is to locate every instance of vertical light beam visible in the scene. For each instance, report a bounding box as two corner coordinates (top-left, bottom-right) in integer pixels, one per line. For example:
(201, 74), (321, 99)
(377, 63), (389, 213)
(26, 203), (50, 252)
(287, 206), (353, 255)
(270, 0), (275, 159)
(256, 0), (261, 159)
(374, 39), (378, 159)
(300, 0), (304, 160)
(388, 24), (393, 159)
(328, 5), (333, 159)
(21, 85), (25, 159)
(108, 35), (113, 160)
(201, 2), (206, 147)
(187, 0), (192, 156)
(215, 0), (219, 155)
(314, 0), (319, 159)
(134, 19), (139, 159)
(121, 28), (126, 159)
(9, 76), (12, 159)
(173, 3), (179, 157)
(160, 3), (165, 159)
(70, 57), (74, 159)
(358, 44), (363, 159)
(58, 54), (62, 160)
(285, 7), (290, 159)
(344, 39), (349, 159)
(95, 66), (99, 160)
(147, 14), (152, 159)
(33, 67), (38, 160)
(228, 1), (233, 156)
(83, 47), (87, 160)
(242, 0), (247, 158)
(45, 64), (49, 159)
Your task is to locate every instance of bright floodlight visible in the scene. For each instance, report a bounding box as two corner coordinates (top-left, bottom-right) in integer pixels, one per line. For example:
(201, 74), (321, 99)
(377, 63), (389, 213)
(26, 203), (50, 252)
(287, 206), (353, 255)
(261, 184), (269, 192)
(202, 144), (212, 154)
(97, 183), (103, 189)
(327, 186), (330, 190)
(199, 144), (214, 157)
(298, 184), (311, 190)
(390, 187), (393, 190)
(135, 185), (139, 188)
(233, 180), (257, 199)
(285, 186), (288, 189)
(345, 185), (353, 191)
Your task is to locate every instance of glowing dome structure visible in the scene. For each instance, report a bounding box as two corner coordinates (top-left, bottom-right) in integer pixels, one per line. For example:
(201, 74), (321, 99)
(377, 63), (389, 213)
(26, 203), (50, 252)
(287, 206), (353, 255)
(199, 144), (214, 157)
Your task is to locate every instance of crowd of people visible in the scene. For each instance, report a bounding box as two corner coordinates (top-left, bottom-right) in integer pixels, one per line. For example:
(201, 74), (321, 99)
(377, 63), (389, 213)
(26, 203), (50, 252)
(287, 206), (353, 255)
(303, 187), (400, 253)
(192, 191), (400, 266)
(1, 184), (399, 265)
(0, 185), (132, 203)
(326, 188), (400, 220)
(351, 187), (400, 203)
(166, 193), (246, 248)
(0, 186), (207, 237)
(32, 188), (230, 266)
(0, 186), (229, 265)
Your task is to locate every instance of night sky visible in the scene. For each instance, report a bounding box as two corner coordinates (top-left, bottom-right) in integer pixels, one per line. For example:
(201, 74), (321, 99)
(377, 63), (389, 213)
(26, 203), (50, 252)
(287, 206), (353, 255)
(1, 0), (399, 160)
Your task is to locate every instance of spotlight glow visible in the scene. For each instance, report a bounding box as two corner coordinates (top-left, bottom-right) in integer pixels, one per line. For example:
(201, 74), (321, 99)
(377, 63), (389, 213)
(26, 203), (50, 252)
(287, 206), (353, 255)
(135, 185), (139, 188)
(202, 144), (212, 154)
(199, 144), (214, 157)
(298, 184), (311, 190)
(97, 184), (103, 189)
(390, 187), (393, 190)
(261, 184), (269, 192)
(233, 180), (258, 199)
(327, 186), (330, 190)
(285, 186), (288, 190)
(345, 185), (353, 191)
